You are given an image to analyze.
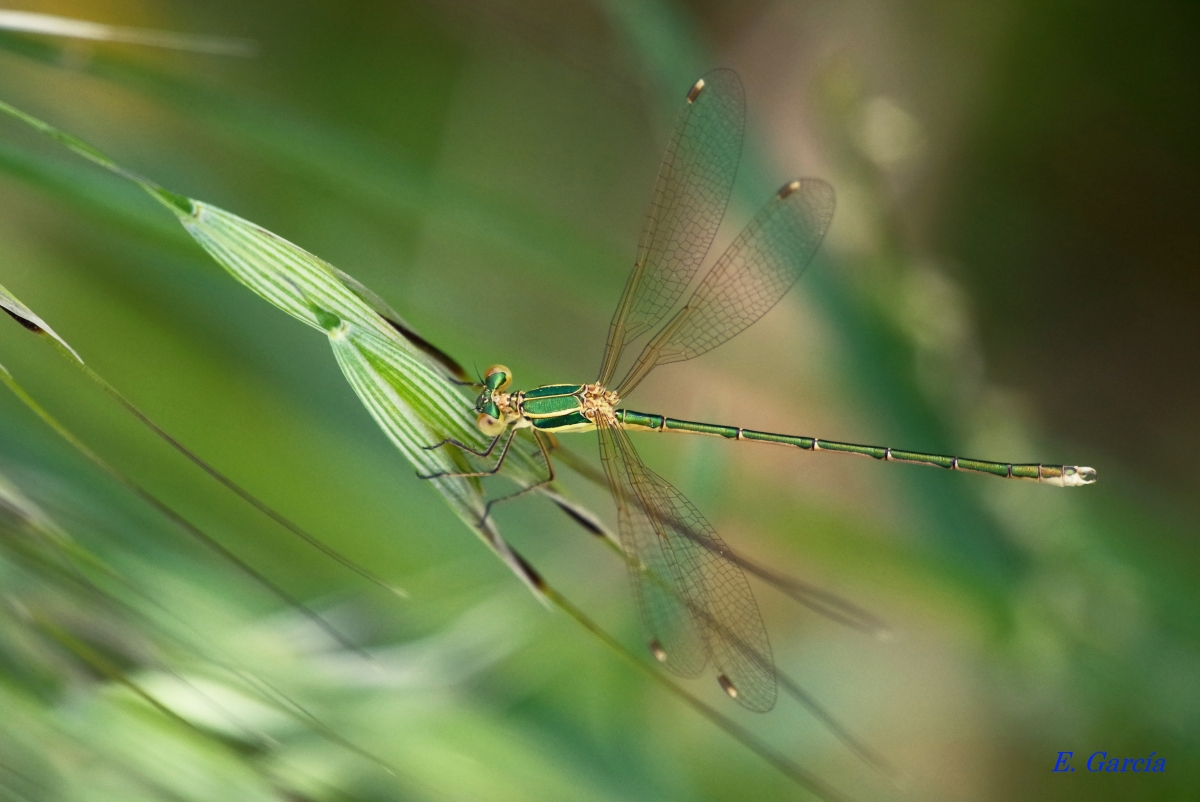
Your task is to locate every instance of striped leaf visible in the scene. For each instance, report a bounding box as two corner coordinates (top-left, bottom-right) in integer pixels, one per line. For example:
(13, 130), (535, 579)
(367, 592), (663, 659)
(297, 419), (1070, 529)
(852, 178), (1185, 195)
(0, 99), (549, 594)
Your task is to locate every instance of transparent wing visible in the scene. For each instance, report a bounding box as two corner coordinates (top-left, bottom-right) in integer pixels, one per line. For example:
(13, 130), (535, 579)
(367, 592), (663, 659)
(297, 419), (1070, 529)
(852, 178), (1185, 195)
(597, 420), (707, 678)
(597, 69), (744, 386)
(597, 419), (776, 711)
(615, 179), (835, 397)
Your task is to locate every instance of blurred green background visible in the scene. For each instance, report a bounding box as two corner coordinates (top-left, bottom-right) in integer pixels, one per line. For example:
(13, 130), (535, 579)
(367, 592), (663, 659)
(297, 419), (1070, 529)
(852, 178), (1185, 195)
(0, 1), (1196, 800)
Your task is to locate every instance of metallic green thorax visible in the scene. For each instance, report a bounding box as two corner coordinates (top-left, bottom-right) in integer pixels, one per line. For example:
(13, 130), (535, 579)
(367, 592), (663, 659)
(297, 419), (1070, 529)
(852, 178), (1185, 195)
(517, 385), (591, 431)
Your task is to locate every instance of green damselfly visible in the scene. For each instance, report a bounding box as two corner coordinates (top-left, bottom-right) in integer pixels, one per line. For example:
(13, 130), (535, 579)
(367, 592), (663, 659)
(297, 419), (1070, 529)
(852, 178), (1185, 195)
(423, 69), (1096, 713)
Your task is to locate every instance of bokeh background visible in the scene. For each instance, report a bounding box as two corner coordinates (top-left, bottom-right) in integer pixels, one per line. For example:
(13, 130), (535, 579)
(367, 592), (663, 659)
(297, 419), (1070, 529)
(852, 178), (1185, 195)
(0, 1), (1196, 800)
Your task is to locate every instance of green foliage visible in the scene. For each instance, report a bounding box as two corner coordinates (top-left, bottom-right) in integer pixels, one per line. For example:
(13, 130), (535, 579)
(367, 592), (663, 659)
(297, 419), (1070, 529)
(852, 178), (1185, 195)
(0, 99), (553, 597)
(0, 3), (1196, 801)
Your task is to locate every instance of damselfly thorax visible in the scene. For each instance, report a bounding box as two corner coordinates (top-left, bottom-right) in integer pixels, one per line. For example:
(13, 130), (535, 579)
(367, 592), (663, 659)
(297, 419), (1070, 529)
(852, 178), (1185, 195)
(474, 367), (621, 435)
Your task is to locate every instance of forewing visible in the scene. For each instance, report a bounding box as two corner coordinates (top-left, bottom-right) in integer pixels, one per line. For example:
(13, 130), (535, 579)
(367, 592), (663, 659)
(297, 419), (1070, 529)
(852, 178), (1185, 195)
(597, 70), (744, 386)
(615, 179), (835, 397)
(602, 422), (776, 711)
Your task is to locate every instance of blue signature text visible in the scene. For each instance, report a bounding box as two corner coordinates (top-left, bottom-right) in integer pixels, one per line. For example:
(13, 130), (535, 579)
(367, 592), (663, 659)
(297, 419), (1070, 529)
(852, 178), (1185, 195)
(1053, 751), (1165, 773)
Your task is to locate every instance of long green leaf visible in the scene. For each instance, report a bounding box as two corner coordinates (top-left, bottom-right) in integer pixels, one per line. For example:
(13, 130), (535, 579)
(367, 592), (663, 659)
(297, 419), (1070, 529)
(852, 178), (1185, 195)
(0, 98), (548, 595)
(0, 170), (521, 588)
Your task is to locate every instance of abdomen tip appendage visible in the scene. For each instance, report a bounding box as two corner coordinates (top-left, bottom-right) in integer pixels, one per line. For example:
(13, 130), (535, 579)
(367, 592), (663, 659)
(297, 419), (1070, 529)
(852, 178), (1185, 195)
(1061, 466), (1097, 486)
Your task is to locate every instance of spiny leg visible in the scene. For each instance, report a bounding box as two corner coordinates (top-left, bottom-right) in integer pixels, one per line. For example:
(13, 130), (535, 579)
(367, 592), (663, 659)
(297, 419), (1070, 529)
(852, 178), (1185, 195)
(416, 427), (518, 480)
(422, 429), (506, 459)
(480, 429), (557, 526)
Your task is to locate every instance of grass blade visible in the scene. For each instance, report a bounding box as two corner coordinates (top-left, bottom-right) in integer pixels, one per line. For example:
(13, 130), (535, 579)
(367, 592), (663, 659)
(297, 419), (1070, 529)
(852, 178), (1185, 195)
(0, 280), (81, 362)
(0, 10), (255, 56)
(0, 364), (366, 657)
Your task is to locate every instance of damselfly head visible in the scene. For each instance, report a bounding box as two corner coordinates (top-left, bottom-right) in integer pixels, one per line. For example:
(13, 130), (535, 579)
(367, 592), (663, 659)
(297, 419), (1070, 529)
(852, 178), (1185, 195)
(470, 367), (508, 417)
(473, 367), (512, 435)
(483, 365), (512, 392)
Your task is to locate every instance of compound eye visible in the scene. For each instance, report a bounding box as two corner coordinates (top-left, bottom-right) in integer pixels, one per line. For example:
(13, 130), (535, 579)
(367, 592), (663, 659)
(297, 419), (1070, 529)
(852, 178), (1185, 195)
(476, 411), (506, 437)
(484, 364), (512, 392)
